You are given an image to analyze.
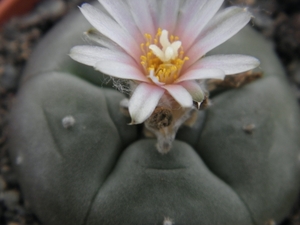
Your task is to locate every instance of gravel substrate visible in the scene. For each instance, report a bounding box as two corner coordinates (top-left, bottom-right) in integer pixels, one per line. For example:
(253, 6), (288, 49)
(0, 0), (299, 224)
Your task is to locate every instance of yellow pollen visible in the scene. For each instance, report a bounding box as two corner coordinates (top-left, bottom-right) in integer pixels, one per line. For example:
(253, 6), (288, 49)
(140, 28), (189, 85)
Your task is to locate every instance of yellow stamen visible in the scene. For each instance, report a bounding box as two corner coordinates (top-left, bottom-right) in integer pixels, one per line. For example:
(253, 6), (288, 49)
(140, 28), (189, 85)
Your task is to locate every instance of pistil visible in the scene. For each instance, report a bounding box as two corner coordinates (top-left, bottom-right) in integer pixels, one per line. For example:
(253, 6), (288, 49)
(140, 29), (189, 85)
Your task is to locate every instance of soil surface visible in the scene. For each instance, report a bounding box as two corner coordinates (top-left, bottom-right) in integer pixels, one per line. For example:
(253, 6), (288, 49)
(0, 0), (299, 224)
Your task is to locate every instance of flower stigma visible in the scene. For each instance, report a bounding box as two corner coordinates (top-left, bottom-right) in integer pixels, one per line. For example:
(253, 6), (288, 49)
(140, 29), (189, 85)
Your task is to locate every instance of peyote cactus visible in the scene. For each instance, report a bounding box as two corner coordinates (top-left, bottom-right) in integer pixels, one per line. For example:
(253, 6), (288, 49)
(9, 1), (300, 225)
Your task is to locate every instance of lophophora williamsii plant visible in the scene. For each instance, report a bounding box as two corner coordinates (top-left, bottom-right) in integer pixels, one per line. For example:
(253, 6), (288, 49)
(9, 0), (300, 225)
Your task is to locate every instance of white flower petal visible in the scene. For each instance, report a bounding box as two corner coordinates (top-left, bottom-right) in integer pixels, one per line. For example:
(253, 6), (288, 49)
(83, 29), (121, 51)
(127, 0), (155, 36)
(95, 61), (149, 82)
(191, 54), (260, 75)
(180, 81), (204, 103)
(163, 85), (193, 108)
(148, 70), (164, 86)
(80, 3), (140, 59)
(98, 0), (144, 44)
(129, 83), (165, 124)
(177, 0), (223, 51)
(70, 46), (134, 66)
(159, 0), (181, 33)
(176, 68), (225, 83)
(176, 0), (207, 35)
(186, 7), (252, 67)
(149, 0), (160, 28)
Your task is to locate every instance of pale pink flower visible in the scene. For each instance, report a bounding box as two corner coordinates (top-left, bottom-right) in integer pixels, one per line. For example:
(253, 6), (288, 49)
(70, 0), (260, 124)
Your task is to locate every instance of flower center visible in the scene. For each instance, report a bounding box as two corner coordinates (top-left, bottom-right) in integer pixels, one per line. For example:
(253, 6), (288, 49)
(140, 28), (189, 85)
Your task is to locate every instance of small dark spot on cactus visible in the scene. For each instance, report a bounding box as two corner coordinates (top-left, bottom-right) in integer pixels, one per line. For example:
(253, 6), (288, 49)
(62, 115), (75, 129)
(148, 107), (173, 129)
(243, 123), (256, 134)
